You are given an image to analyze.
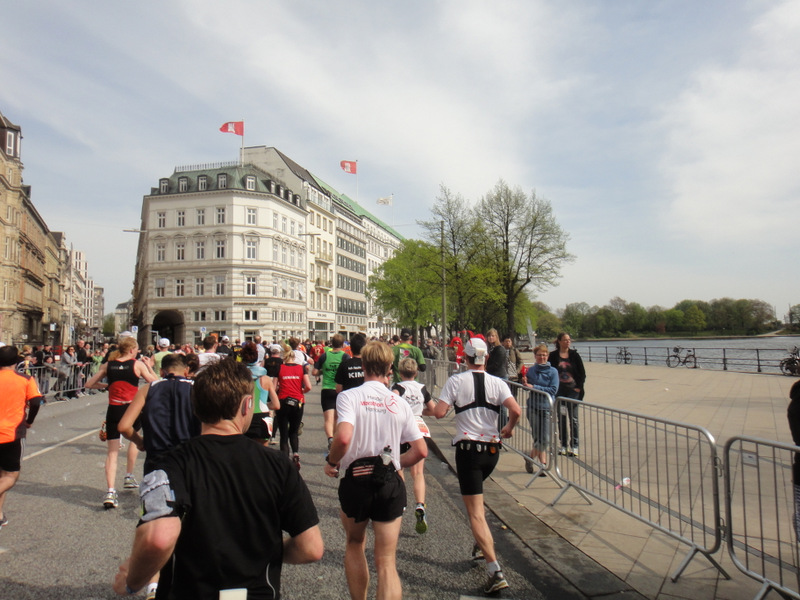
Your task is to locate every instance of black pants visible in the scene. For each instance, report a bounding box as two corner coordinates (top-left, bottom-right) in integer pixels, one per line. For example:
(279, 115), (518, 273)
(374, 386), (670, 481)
(275, 400), (304, 454)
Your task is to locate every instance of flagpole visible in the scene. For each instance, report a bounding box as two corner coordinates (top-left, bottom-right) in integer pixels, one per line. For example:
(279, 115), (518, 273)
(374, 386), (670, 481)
(240, 119), (245, 166)
(356, 160), (359, 204)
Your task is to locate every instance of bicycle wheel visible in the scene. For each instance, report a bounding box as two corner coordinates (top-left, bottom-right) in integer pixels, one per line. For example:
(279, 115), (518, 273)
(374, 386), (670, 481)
(684, 354), (696, 368)
(781, 359), (795, 376)
(616, 353), (623, 364)
(667, 355), (679, 368)
(624, 352), (632, 365)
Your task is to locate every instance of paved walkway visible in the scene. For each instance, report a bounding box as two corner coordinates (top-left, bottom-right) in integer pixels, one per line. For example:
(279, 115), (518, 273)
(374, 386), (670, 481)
(424, 361), (797, 600)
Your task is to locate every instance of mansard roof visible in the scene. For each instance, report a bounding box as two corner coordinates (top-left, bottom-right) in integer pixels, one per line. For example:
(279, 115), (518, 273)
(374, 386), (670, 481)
(150, 162), (304, 208)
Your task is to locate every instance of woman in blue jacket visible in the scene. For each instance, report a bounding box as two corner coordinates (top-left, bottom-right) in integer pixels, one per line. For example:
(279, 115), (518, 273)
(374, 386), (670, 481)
(524, 344), (559, 474)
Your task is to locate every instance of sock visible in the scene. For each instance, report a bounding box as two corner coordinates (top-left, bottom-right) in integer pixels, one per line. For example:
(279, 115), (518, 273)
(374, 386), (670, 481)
(147, 583), (158, 594)
(487, 561), (500, 576)
(125, 473), (132, 478)
(108, 488), (116, 493)
(416, 502), (425, 509)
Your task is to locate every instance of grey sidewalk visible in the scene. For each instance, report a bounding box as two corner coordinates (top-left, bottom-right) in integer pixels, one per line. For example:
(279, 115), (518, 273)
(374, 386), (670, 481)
(425, 361), (796, 600)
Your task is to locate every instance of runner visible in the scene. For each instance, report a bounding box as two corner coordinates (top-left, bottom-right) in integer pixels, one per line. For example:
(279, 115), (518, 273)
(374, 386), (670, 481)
(313, 334), (346, 449)
(85, 336), (158, 509)
(433, 337), (521, 595)
(0, 345), (43, 530)
(112, 359), (323, 599)
(391, 328), (426, 383)
(392, 357), (435, 534)
(324, 341), (427, 600)
(241, 342), (280, 446)
(275, 344), (312, 469)
(116, 352), (200, 600)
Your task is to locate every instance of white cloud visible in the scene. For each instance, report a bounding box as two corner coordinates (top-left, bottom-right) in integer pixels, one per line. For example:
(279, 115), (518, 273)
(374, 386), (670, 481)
(659, 0), (800, 246)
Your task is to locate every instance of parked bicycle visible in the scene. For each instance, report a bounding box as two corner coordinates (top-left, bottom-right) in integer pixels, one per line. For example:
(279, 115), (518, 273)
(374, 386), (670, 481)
(615, 346), (632, 364)
(667, 346), (696, 369)
(780, 346), (800, 376)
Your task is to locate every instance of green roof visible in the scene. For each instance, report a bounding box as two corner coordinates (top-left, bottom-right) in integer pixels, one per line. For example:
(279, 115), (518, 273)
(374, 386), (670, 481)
(311, 176), (403, 240)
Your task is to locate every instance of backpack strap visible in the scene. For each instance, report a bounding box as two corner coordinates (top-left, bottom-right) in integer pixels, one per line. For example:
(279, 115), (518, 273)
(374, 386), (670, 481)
(454, 372), (499, 414)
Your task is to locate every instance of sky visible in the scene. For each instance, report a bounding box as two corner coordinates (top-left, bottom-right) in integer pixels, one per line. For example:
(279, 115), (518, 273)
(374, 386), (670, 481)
(3, 0), (799, 319)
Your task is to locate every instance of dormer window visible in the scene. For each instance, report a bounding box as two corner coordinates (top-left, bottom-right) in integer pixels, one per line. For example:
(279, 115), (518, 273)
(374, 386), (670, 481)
(5, 132), (14, 157)
(218, 173), (227, 189)
(246, 176), (256, 191)
(159, 179), (169, 193)
(178, 177), (188, 192)
(198, 175), (208, 191)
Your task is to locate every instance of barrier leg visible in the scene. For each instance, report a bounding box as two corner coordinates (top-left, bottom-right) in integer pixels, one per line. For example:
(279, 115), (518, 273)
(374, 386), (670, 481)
(550, 482), (592, 507)
(670, 545), (730, 583)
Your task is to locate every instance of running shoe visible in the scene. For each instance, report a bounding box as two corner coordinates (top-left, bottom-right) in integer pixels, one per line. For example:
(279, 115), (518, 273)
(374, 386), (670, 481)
(123, 475), (139, 489)
(297, 421), (304, 436)
(558, 447), (568, 456)
(415, 505), (428, 534)
(0, 514), (8, 529)
(570, 447), (579, 457)
(524, 459), (534, 474)
(145, 586), (157, 600)
(484, 570), (509, 594)
(293, 455), (301, 470)
(471, 543), (484, 562)
(103, 491), (118, 509)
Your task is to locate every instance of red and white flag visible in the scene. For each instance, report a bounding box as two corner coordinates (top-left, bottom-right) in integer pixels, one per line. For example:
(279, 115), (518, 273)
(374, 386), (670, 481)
(340, 160), (357, 174)
(219, 121), (244, 136)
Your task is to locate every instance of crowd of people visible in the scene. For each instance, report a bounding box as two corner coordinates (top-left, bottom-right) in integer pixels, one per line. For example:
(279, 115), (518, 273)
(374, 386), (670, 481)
(0, 327), (588, 598)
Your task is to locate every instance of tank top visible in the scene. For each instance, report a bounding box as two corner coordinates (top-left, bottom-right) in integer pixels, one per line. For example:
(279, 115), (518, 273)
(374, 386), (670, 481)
(107, 359), (140, 406)
(278, 363), (305, 402)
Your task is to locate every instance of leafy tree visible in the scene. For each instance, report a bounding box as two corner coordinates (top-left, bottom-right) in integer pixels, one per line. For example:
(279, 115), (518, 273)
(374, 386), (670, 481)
(102, 313), (116, 337)
(684, 305), (707, 333)
(420, 186), (498, 333)
(664, 309), (684, 332)
(561, 302), (591, 337)
(623, 302), (648, 333)
(477, 180), (573, 336)
(369, 240), (442, 333)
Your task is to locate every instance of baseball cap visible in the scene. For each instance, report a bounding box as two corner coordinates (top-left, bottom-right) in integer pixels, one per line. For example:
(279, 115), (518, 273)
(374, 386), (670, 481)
(158, 338), (170, 348)
(222, 336), (230, 342)
(0, 345), (22, 367)
(463, 338), (488, 365)
(400, 328), (412, 339)
(269, 344), (282, 354)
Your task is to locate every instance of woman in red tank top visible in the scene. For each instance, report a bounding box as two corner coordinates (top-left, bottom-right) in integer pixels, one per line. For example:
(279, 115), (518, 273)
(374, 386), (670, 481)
(86, 336), (157, 508)
(275, 344), (312, 469)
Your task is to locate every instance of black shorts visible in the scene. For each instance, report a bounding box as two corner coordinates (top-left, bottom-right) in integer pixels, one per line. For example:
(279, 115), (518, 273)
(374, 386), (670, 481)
(338, 469), (406, 523)
(105, 404), (140, 441)
(321, 388), (337, 412)
(0, 439), (23, 472)
(455, 442), (501, 496)
(244, 412), (271, 441)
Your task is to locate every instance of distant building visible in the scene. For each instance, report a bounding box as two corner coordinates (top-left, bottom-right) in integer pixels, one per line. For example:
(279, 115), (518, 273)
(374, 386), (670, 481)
(131, 161), (309, 346)
(0, 108), (104, 347)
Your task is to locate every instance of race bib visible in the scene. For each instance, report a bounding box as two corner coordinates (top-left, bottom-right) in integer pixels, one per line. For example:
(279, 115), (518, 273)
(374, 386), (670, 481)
(415, 415), (430, 438)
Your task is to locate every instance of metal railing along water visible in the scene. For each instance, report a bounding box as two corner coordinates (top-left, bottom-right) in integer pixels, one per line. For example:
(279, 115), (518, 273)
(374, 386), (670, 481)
(724, 436), (800, 600)
(581, 345), (795, 375)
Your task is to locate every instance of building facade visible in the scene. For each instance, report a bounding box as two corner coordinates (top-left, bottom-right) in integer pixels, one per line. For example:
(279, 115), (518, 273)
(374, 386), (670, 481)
(131, 161), (310, 346)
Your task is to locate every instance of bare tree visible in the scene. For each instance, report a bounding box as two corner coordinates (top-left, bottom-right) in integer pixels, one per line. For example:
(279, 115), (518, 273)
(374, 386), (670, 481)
(477, 180), (573, 337)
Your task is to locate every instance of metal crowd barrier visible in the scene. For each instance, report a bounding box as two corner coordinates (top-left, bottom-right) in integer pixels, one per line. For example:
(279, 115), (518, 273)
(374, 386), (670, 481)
(724, 436), (800, 600)
(15, 363), (95, 400)
(422, 357), (800, 593)
(550, 397), (728, 581)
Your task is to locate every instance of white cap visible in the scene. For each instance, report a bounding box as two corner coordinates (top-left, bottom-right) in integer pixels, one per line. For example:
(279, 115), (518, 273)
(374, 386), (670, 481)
(222, 336), (230, 342)
(158, 338), (170, 348)
(269, 344), (282, 354)
(463, 338), (488, 365)
(119, 331), (133, 338)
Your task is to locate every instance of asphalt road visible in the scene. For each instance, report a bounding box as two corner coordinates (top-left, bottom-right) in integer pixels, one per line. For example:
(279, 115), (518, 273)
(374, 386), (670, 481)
(0, 387), (571, 600)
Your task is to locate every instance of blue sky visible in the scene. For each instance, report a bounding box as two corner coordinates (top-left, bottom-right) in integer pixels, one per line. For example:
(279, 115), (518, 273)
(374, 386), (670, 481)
(3, 1), (798, 318)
